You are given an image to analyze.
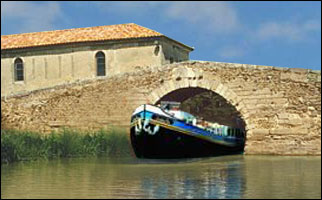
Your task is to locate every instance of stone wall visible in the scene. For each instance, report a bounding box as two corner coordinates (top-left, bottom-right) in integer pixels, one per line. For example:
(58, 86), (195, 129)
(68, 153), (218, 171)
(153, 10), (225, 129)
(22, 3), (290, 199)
(1, 61), (321, 155)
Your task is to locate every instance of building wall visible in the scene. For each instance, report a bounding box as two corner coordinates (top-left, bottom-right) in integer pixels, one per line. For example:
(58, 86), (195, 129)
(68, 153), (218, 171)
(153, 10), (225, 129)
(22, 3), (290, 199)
(2, 50), (96, 97)
(160, 39), (190, 64)
(1, 38), (191, 97)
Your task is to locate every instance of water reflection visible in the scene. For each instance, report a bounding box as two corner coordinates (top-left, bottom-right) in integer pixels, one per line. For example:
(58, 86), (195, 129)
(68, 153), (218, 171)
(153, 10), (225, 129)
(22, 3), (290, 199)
(139, 161), (245, 199)
(1, 155), (321, 199)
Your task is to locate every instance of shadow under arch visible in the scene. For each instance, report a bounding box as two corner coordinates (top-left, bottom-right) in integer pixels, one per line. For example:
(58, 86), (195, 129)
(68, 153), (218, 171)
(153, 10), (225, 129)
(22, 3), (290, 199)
(155, 87), (246, 130)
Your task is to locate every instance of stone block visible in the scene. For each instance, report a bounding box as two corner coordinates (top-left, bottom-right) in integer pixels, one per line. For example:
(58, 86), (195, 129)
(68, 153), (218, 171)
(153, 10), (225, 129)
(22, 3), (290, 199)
(277, 113), (289, 119)
(220, 86), (230, 98)
(182, 78), (190, 87)
(249, 129), (270, 140)
(150, 91), (160, 103)
(281, 72), (307, 82)
(210, 80), (221, 91)
(225, 90), (237, 101)
(189, 79), (198, 87)
(159, 86), (171, 97)
(214, 83), (224, 94)
(270, 128), (309, 135)
(199, 80), (212, 90)
(289, 68), (309, 74)
(168, 80), (180, 91)
(280, 118), (303, 126)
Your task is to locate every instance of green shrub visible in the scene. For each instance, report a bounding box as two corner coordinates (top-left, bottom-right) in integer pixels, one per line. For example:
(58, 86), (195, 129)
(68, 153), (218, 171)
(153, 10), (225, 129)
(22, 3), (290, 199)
(1, 128), (131, 164)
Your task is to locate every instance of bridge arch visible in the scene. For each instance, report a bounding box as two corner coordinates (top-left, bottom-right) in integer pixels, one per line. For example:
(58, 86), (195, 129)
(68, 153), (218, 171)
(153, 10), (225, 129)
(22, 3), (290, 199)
(145, 68), (252, 149)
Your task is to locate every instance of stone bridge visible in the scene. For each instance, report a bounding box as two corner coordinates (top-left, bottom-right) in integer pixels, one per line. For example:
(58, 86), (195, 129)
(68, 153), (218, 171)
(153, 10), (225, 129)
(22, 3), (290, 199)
(1, 61), (321, 155)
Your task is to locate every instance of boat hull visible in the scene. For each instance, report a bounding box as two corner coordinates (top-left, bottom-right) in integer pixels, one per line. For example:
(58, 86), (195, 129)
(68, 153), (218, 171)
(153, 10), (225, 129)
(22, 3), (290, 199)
(130, 120), (244, 159)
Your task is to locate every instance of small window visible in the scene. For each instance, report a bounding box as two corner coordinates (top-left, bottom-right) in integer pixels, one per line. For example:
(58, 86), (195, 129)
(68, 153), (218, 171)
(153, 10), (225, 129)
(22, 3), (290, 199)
(237, 129), (241, 137)
(96, 51), (106, 76)
(14, 58), (24, 81)
(154, 45), (160, 56)
(228, 128), (231, 136)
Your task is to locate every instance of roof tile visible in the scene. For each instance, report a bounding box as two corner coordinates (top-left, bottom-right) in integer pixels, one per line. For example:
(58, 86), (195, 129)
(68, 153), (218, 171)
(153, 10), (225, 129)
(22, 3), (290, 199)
(1, 23), (163, 50)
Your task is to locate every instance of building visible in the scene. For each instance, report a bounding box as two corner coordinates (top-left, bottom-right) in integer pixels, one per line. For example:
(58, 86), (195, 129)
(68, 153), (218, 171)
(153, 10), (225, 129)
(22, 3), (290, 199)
(1, 23), (193, 97)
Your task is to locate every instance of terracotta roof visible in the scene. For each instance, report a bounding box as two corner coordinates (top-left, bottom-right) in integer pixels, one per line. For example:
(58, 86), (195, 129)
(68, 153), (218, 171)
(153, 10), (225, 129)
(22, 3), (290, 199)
(1, 23), (164, 50)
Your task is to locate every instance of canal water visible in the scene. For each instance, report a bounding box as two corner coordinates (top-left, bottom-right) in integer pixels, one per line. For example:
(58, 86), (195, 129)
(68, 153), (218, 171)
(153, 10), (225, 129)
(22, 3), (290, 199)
(1, 155), (321, 199)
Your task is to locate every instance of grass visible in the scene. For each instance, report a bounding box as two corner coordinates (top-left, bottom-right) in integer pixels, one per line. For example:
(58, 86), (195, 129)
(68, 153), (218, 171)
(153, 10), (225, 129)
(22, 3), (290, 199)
(1, 128), (132, 164)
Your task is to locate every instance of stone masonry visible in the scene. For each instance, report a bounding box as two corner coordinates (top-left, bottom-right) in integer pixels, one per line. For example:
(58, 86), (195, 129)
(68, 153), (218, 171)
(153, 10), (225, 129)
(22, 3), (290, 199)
(1, 61), (321, 155)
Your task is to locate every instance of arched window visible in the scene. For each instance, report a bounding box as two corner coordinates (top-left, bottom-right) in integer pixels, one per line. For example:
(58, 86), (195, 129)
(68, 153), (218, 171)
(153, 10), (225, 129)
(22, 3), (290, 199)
(96, 51), (106, 76)
(154, 45), (160, 56)
(14, 58), (24, 81)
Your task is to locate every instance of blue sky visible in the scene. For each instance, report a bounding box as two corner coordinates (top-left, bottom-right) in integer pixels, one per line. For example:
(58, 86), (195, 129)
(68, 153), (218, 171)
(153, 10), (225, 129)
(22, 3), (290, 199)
(1, 1), (321, 70)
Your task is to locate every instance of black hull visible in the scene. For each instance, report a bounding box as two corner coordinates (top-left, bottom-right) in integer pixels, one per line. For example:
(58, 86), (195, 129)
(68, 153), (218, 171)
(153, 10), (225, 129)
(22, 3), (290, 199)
(130, 124), (244, 159)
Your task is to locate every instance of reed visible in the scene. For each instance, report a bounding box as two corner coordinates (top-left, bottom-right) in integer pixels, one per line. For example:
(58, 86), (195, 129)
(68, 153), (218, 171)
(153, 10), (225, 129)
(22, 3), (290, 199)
(1, 128), (132, 164)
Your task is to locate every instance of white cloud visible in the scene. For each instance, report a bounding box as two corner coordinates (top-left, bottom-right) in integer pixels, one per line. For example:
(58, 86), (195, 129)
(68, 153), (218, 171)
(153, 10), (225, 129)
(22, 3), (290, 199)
(1, 1), (63, 34)
(165, 1), (240, 33)
(303, 19), (321, 32)
(255, 19), (321, 42)
(94, 1), (320, 44)
(95, 1), (240, 34)
(94, 1), (165, 17)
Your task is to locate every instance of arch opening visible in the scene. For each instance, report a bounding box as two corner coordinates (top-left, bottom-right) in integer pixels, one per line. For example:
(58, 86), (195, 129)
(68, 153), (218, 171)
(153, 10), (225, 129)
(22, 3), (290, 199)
(158, 88), (246, 130)
(130, 87), (246, 159)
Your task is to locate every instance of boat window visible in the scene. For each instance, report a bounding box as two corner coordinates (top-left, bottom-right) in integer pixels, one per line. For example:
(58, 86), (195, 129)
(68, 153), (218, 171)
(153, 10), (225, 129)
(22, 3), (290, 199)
(237, 129), (241, 137)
